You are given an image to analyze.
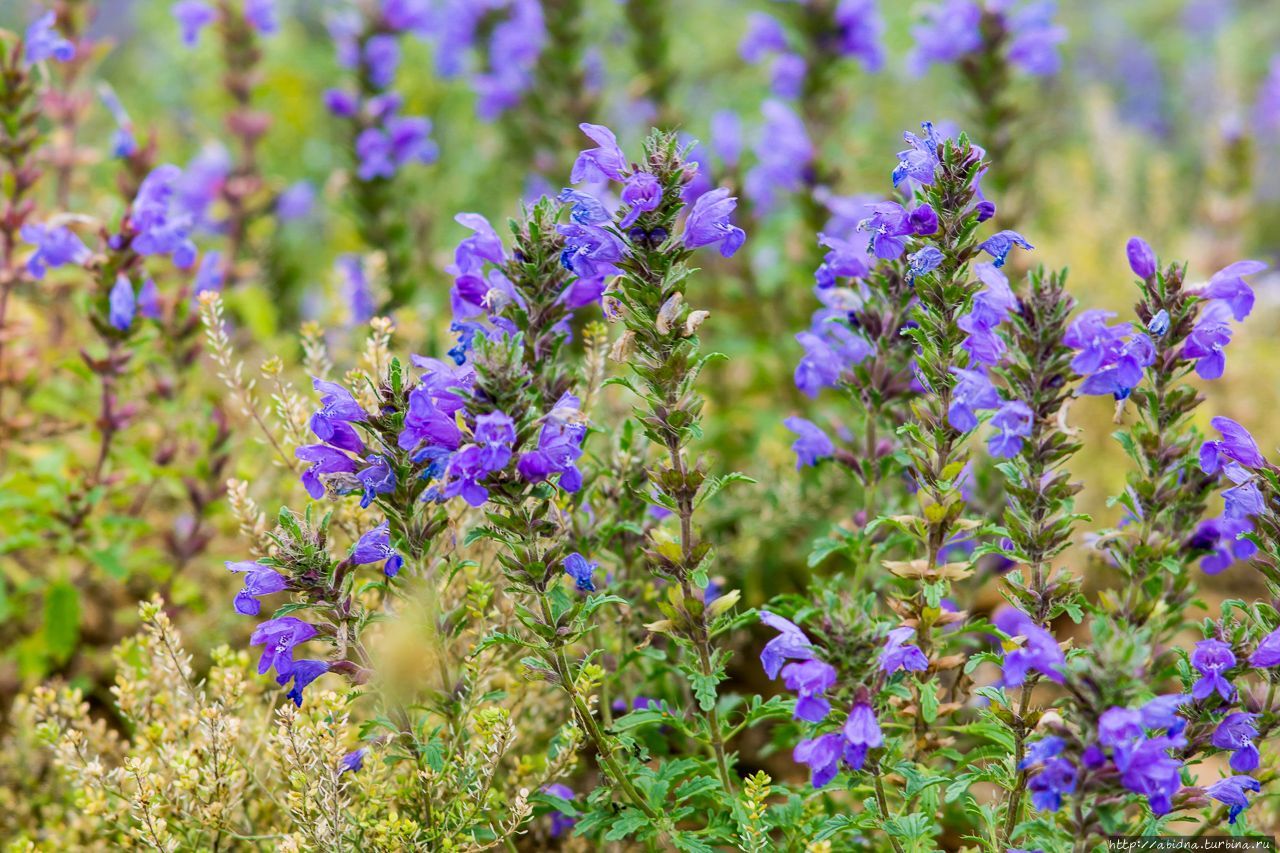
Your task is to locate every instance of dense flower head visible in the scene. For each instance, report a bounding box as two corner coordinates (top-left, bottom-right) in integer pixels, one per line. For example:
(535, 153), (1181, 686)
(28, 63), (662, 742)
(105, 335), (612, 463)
(440, 410), (515, 506)
(1191, 638), (1237, 703)
(910, 1), (1064, 77)
(1113, 735), (1183, 815)
(993, 606), (1064, 685)
(25, 10), (76, 65)
(1065, 310), (1155, 400)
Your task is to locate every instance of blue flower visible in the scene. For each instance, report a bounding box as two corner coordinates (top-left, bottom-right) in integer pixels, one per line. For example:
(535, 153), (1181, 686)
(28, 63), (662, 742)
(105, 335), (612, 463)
(1212, 713), (1260, 773)
(892, 122), (942, 187)
(1127, 237), (1157, 279)
(517, 394), (586, 491)
(1182, 301), (1236, 380)
(277, 659), (330, 707)
(341, 748), (368, 774)
(226, 560), (287, 616)
(296, 444), (359, 499)
(351, 521), (404, 577)
(130, 165), (198, 267)
(841, 700), (883, 770)
(563, 553), (598, 592)
(173, 1), (216, 48)
(250, 616), (318, 678)
(781, 659), (837, 723)
(744, 100), (812, 213)
(681, 187), (746, 258)
(977, 230), (1034, 268)
(1028, 757), (1077, 811)
(107, 276), (136, 331)
(356, 455), (397, 508)
(758, 611), (816, 679)
(784, 417), (835, 468)
(793, 732), (843, 789)
(908, 2), (982, 75)
(20, 224), (90, 279)
(1207, 775), (1262, 824)
(1200, 417), (1266, 474)
(907, 246), (944, 283)
(879, 626), (928, 673)
(988, 400), (1033, 458)
(570, 123), (627, 184)
(25, 11), (75, 65)
(959, 263), (1019, 365)
(1190, 639), (1237, 703)
(993, 606), (1064, 686)
(619, 172), (662, 229)
(1202, 260), (1266, 322)
(1113, 735), (1183, 816)
(947, 367), (1002, 432)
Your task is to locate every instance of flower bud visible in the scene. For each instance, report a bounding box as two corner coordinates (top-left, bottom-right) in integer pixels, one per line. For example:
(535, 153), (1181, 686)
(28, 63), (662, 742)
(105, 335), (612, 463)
(1126, 236), (1157, 279)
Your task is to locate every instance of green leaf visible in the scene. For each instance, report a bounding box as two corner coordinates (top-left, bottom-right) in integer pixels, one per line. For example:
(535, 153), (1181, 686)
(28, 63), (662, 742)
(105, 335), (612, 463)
(43, 581), (81, 664)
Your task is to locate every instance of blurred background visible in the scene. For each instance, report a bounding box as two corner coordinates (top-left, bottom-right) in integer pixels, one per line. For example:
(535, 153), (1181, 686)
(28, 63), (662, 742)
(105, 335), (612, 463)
(0, 0), (1278, 782)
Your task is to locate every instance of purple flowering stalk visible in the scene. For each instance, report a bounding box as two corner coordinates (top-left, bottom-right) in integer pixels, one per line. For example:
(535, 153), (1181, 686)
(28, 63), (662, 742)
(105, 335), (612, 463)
(603, 129), (749, 800)
(328, 3), (438, 310)
(987, 266), (1087, 845)
(37, 3), (91, 208)
(910, 1), (1067, 218)
(1086, 242), (1266, 637)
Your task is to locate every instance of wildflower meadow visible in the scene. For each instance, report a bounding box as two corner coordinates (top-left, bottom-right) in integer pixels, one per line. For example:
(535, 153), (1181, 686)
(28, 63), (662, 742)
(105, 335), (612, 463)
(3, 0), (1280, 850)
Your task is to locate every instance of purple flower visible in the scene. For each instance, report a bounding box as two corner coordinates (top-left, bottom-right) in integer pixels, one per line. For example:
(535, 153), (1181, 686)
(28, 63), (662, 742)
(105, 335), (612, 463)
(977, 230), (1034, 268)
(1190, 639), (1237, 703)
(909, 203), (939, 235)
(1065, 310), (1129, 375)
(1182, 301), (1236, 380)
(1212, 713), (1260, 773)
(948, 367), (1002, 432)
(619, 172), (662, 229)
(959, 263), (1019, 365)
(745, 100), (812, 213)
(130, 165), (198, 267)
(542, 783), (578, 837)
(681, 187), (746, 258)
(880, 627), (929, 673)
(1019, 736), (1065, 770)
(909, 1), (982, 74)
(450, 213), (506, 275)
(784, 417), (835, 468)
(138, 278), (161, 319)
(1028, 757), (1076, 811)
(323, 88), (359, 117)
(517, 394), (586, 492)
(908, 246), (945, 283)
(1147, 309), (1170, 336)
(245, 0), (278, 34)
(277, 659), (329, 707)
(24, 11), (75, 65)
(759, 611), (816, 679)
(276, 181), (316, 222)
(1127, 237), (1157, 279)
(835, 0), (885, 71)
(559, 222), (627, 278)
(1202, 260), (1266, 322)
(173, 1), (216, 47)
(1114, 736), (1182, 815)
(1191, 515), (1256, 575)
(781, 659), (837, 722)
(192, 251), (224, 297)
(842, 701), (883, 771)
(441, 411), (514, 506)
(892, 122), (942, 187)
(571, 123), (627, 184)
(99, 86), (137, 158)
(814, 232), (872, 287)
(386, 115), (438, 167)
(356, 455), (397, 509)
(310, 378), (367, 444)
(338, 255), (375, 323)
(740, 13), (787, 63)
(563, 552), (598, 593)
(710, 110), (743, 167)
(1098, 707), (1144, 749)
(1200, 417), (1266, 474)
(226, 560), (288, 616)
(296, 444), (359, 499)
(1006, 1), (1067, 77)
(770, 53), (807, 98)
(106, 276), (136, 331)
(20, 224), (90, 279)
(1207, 775), (1261, 824)
(1249, 627), (1280, 668)
(351, 521), (404, 577)
(856, 202), (913, 260)
(364, 34), (401, 90)
(399, 389), (462, 468)
(340, 748), (367, 773)
(993, 606), (1064, 686)
(794, 732), (843, 788)
(1140, 695), (1189, 733)
(250, 616), (318, 678)
(988, 400), (1033, 458)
